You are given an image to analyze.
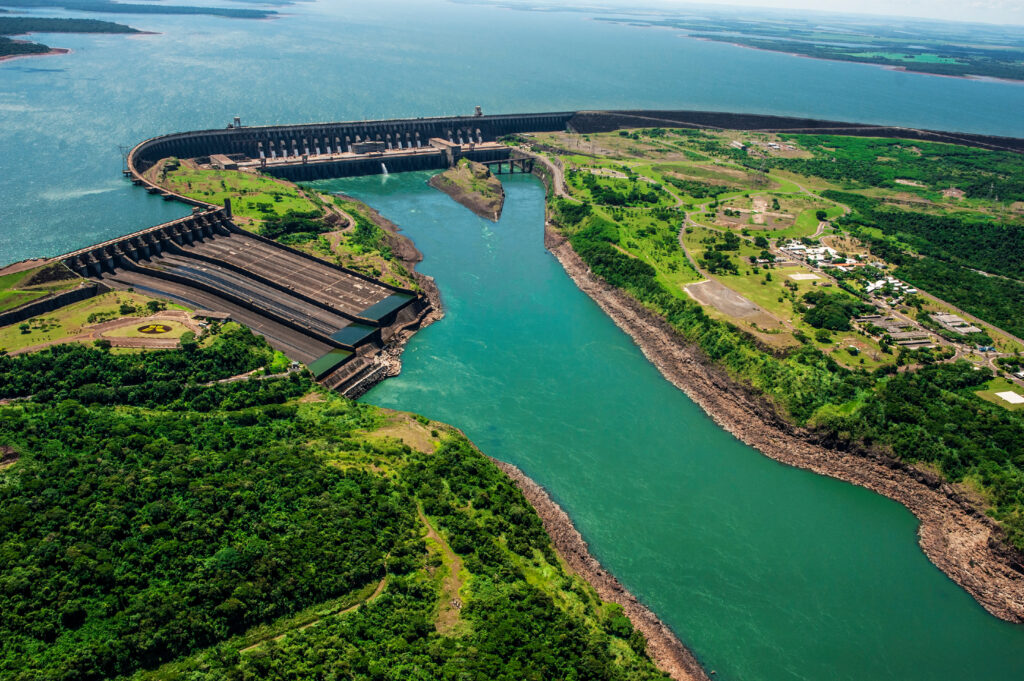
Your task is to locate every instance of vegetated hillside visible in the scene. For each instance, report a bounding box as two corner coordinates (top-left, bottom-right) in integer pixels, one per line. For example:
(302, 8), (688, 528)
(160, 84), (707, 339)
(0, 333), (668, 681)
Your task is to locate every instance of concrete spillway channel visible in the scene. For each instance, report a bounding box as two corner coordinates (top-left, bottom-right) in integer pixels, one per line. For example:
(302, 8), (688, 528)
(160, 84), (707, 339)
(101, 268), (334, 364)
(63, 209), (422, 391)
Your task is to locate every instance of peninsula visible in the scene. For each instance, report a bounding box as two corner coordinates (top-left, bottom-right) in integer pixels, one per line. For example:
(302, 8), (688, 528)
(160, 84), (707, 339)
(428, 157), (505, 221)
(0, 17), (140, 61)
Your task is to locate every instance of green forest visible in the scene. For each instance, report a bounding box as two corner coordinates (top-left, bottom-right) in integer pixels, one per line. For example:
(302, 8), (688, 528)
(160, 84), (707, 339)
(824, 190), (1024, 338)
(0, 331), (668, 681)
(775, 135), (1024, 202)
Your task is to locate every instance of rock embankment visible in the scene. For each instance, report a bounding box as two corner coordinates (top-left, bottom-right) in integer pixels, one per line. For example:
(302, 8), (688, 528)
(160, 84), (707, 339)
(331, 193), (444, 388)
(428, 159), (505, 221)
(543, 224), (1024, 624)
(493, 458), (710, 681)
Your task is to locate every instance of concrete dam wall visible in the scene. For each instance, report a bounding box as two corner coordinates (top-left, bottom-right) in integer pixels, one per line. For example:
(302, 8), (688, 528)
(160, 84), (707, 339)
(129, 111), (576, 173)
(127, 110), (1023, 188)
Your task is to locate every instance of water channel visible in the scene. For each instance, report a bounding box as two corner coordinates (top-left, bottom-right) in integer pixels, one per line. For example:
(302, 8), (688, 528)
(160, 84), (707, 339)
(309, 171), (1024, 681)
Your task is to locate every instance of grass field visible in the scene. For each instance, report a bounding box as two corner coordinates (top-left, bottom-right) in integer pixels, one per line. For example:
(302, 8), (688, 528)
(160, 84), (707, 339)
(0, 291), (186, 353)
(155, 161), (322, 227)
(717, 265), (893, 369)
(0, 264), (83, 313)
(0, 290), (47, 313)
(604, 207), (701, 291)
(975, 377), (1024, 411)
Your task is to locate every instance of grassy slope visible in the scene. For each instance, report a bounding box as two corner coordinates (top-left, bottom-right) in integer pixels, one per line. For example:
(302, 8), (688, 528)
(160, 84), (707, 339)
(152, 160), (418, 290)
(0, 264), (84, 313)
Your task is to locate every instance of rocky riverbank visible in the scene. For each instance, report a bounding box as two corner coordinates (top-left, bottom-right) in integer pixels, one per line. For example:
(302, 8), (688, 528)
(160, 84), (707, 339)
(493, 458), (711, 681)
(543, 224), (1024, 624)
(332, 193), (444, 391)
(427, 159), (505, 221)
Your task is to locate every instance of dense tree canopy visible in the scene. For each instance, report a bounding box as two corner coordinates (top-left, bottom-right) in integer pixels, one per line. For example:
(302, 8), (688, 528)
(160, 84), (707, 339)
(0, 338), (668, 681)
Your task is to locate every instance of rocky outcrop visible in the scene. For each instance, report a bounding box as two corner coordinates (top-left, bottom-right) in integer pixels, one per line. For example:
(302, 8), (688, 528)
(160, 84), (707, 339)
(428, 160), (505, 221)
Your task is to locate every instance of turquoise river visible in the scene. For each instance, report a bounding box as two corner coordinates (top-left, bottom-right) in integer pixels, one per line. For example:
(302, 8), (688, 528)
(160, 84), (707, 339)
(321, 172), (1024, 681)
(3, 1), (1024, 679)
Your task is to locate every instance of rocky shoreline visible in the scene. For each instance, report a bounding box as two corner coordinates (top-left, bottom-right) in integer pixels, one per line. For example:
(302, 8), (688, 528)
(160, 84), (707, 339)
(493, 458), (711, 681)
(543, 224), (1024, 624)
(348, 185), (709, 678)
(334, 194), (444, 391)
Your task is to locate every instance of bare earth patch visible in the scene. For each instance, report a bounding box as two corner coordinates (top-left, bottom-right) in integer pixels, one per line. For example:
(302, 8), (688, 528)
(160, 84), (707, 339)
(419, 508), (465, 635)
(0, 445), (18, 471)
(366, 411), (438, 454)
(685, 279), (780, 328)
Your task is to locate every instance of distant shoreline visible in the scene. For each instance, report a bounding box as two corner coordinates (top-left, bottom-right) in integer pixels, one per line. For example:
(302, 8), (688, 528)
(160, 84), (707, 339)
(688, 36), (1024, 84)
(0, 47), (70, 63)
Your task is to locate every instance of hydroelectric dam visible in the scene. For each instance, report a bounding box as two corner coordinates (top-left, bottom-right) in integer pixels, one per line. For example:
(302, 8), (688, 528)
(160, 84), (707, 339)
(31, 108), (1024, 394)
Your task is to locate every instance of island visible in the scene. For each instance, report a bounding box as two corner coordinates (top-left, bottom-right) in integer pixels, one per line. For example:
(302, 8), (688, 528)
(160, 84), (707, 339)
(428, 157), (506, 221)
(0, 17), (140, 61)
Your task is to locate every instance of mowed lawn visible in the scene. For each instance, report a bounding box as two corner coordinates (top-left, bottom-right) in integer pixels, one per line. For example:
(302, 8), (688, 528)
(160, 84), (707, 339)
(161, 166), (321, 224)
(0, 292), (187, 353)
(975, 377), (1024, 411)
(102, 320), (191, 339)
